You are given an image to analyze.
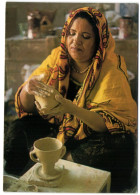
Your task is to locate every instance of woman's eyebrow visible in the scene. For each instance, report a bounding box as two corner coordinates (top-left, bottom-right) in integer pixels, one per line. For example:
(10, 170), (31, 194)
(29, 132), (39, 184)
(70, 28), (76, 31)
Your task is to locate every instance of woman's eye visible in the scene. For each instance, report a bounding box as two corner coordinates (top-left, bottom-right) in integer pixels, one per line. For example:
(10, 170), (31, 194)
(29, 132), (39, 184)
(82, 34), (91, 39)
(69, 31), (75, 36)
(68, 30), (92, 39)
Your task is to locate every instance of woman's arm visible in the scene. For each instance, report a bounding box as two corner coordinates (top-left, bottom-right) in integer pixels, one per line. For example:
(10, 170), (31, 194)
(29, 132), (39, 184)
(71, 105), (107, 132)
(58, 96), (107, 132)
(39, 94), (107, 132)
(20, 85), (35, 112)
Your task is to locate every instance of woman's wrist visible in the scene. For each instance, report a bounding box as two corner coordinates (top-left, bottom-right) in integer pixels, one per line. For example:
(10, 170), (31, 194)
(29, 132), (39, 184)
(69, 103), (79, 115)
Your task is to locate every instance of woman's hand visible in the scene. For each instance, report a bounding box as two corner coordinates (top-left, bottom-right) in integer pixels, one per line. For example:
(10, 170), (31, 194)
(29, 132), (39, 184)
(35, 93), (76, 116)
(55, 95), (77, 115)
(24, 74), (54, 98)
(20, 74), (54, 113)
(35, 101), (55, 120)
(22, 74), (76, 116)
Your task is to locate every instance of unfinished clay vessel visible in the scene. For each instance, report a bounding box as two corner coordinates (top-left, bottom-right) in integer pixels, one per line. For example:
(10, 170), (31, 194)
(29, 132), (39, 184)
(30, 137), (66, 181)
(35, 87), (60, 110)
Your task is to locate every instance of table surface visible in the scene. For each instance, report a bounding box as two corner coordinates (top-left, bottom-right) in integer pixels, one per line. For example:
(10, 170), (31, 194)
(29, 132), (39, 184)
(20, 159), (111, 193)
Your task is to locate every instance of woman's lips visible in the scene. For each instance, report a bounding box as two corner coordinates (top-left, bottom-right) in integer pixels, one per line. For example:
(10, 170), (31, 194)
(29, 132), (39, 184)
(70, 47), (82, 52)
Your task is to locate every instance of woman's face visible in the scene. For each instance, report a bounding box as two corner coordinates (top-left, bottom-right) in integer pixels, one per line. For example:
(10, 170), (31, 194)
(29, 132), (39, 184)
(66, 17), (96, 65)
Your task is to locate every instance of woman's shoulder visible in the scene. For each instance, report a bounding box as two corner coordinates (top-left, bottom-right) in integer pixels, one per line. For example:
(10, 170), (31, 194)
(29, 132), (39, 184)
(50, 46), (61, 58)
(41, 46), (61, 67)
(43, 46), (61, 65)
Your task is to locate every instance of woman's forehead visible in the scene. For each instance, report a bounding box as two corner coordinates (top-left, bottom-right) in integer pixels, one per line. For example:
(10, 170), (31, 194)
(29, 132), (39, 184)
(70, 17), (93, 32)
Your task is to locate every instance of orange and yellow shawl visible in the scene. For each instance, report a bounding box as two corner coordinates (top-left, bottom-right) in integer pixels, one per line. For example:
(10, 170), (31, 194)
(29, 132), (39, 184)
(15, 7), (137, 144)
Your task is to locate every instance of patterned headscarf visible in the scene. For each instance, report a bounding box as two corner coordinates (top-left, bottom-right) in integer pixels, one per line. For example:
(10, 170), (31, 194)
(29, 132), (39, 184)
(47, 7), (109, 93)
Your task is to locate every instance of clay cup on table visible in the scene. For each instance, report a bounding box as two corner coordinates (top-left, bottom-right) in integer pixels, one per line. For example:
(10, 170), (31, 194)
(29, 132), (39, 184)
(29, 137), (66, 180)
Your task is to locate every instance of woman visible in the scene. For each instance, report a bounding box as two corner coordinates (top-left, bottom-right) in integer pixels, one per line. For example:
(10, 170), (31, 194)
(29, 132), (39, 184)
(4, 7), (137, 192)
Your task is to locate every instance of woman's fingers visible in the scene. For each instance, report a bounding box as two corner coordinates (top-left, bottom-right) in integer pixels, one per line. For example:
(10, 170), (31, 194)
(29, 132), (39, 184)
(40, 104), (62, 116)
(28, 79), (54, 97)
(33, 80), (53, 93)
(33, 88), (51, 97)
(37, 81), (54, 93)
(55, 94), (65, 104)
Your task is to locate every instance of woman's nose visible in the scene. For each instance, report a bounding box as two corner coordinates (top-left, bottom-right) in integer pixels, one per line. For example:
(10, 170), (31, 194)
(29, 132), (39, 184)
(73, 34), (82, 45)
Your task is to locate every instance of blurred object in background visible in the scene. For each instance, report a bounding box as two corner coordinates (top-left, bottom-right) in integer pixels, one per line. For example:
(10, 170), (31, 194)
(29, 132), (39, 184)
(127, 70), (135, 81)
(21, 64), (40, 81)
(105, 10), (121, 26)
(105, 3), (138, 40)
(27, 10), (40, 39)
(119, 3), (138, 17)
(27, 9), (57, 39)
(40, 15), (54, 37)
(18, 22), (28, 37)
(105, 10), (121, 39)
(115, 3), (138, 39)
(110, 27), (120, 39)
(4, 88), (13, 103)
(119, 16), (133, 39)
